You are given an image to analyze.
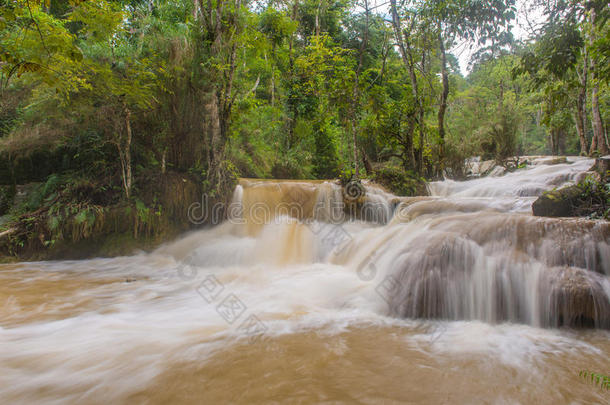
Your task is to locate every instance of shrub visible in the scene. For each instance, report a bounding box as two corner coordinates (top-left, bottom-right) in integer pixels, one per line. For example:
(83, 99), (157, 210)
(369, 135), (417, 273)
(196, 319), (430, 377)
(373, 165), (427, 196)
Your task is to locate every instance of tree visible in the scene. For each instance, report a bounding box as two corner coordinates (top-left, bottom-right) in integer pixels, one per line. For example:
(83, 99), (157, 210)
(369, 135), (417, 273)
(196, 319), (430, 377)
(428, 0), (516, 165)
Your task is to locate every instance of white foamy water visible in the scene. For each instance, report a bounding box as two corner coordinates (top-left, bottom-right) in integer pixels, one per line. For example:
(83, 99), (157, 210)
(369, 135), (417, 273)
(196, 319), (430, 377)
(1, 156), (609, 404)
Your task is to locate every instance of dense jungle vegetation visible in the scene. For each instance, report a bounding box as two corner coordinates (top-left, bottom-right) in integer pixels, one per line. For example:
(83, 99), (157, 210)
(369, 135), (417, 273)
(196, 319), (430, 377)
(0, 0), (609, 257)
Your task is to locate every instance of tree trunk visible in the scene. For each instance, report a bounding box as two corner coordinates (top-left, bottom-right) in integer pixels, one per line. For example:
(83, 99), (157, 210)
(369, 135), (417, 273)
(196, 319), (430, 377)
(196, 0), (239, 188)
(287, 0), (299, 149)
(390, 0), (424, 174)
(352, 120), (359, 177)
(349, 0), (369, 179)
(576, 45), (588, 155)
(589, 126), (598, 155)
(205, 93), (223, 184)
(269, 48), (275, 107)
(559, 128), (566, 155)
(118, 107), (133, 199)
(360, 146), (373, 175)
(315, 0), (322, 36)
(590, 8), (608, 155)
(574, 100), (588, 156)
(437, 28), (449, 166)
(591, 83), (607, 155)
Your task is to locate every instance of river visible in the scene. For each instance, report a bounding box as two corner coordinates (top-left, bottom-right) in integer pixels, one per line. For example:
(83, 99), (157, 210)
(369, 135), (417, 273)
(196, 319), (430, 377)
(1, 157), (609, 403)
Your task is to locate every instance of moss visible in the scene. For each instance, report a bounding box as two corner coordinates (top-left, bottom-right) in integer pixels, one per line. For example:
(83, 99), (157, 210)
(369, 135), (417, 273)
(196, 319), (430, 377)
(532, 175), (610, 219)
(532, 186), (582, 217)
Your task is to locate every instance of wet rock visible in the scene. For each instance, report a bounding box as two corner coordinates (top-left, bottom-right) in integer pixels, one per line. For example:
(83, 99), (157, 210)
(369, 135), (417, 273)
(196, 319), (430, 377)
(574, 170), (601, 184)
(545, 267), (610, 328)
(532, 185), (582, 217)
(540, 156), (568, 165)
(384, 228), (610, 328)
(464, 158), (496, 177)
(488, 166), (506, 177)
(478, 160), (496, 175)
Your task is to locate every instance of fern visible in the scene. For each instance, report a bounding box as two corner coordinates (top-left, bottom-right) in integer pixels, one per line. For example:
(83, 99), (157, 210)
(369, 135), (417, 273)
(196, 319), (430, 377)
(579, 370), (610, 390)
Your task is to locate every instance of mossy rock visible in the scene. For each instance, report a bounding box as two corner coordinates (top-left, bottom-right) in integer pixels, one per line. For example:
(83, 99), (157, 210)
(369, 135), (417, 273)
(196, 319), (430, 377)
(532, 185), (582, 217)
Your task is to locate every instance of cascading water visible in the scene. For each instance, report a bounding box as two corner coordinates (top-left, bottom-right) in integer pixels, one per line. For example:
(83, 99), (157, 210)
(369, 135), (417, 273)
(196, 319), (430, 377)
(1, 157), (609, 404)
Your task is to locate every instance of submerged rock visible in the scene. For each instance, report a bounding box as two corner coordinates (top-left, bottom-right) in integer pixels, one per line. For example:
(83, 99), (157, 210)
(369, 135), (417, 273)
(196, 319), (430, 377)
(539, 156), (568, 165)
(382, 217), (610, 328)
(545, 267), (610, 328)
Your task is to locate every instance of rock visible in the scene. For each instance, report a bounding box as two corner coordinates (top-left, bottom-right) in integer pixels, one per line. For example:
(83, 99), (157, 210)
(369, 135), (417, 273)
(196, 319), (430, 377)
(478, 160), (496, 175)
(384, 229), (610, 328)
(372, 166), (427, 196)
(595, 155), (610, 179)
(488, 166), (506, 177)
(575, 170), (601, 184)
(532, 185), (582, 217)
(465, 159), (495, 177)
(539, 156), (568, 165)
(546, 267), (610, 328)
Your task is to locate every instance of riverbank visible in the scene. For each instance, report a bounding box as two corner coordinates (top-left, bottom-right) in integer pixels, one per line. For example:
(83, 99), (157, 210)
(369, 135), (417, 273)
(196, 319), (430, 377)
(0, 172), (207, 261)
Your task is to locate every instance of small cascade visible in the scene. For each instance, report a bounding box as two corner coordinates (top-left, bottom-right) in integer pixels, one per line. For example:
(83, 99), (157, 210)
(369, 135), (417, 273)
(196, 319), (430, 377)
(234, 178), (395, 227)
(312, 181), (345, 223)
(226, 157), (610, 328)
(428, 156), (592, 198)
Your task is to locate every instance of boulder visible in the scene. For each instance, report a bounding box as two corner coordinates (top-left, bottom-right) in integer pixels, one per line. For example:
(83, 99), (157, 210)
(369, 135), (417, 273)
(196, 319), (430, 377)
(546, 267), (610, 328)
(478, 160), (496, 175)
(532, 185), (582, 217)
(488, 166), (506, 177)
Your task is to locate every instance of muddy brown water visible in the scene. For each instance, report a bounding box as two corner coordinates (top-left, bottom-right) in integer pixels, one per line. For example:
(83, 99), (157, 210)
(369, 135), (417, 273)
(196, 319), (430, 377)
(1, 157), (609, 404)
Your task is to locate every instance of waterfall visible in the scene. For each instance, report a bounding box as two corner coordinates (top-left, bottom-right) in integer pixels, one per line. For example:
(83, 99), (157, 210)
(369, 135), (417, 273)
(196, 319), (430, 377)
(2, 157), (610, 404)
(224, 157), (610, 328)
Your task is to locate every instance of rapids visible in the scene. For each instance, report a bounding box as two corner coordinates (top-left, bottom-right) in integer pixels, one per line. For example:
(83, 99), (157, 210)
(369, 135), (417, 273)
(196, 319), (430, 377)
(1, 156), (609, 403)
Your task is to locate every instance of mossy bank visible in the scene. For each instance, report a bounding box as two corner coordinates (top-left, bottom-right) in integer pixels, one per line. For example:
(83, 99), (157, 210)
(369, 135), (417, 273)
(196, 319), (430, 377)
(0, 172), (234, 261)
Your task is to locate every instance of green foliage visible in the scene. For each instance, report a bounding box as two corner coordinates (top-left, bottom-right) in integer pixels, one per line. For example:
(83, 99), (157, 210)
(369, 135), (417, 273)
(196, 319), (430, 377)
(576, 173), (610, 219)
(373, 165), (426, 196)
(0, 184), (15, 215)
(579, 370), (610, 390)
(312, 119), (340, 179)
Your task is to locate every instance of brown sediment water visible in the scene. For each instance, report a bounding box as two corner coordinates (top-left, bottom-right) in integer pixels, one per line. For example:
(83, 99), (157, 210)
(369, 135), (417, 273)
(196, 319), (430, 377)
(1, 157), (609, 404)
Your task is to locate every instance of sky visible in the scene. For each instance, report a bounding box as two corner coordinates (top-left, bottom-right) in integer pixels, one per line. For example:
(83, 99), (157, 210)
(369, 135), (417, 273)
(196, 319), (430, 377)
(452, 0), (545, 76)
(364, 0), (546, 77)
